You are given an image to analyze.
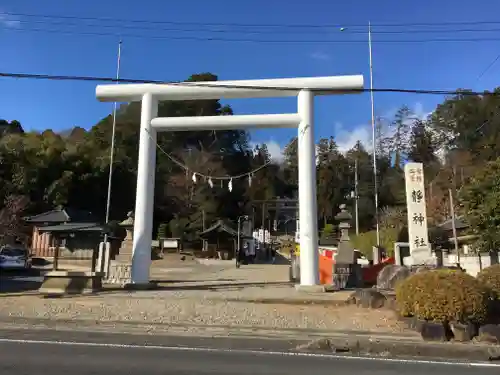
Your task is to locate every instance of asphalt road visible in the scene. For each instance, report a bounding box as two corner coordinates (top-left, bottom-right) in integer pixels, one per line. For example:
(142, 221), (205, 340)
(0, 328), (498, 375)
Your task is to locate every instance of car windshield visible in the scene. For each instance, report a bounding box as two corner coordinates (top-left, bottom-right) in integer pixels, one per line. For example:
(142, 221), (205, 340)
(0, 247), (27, 257)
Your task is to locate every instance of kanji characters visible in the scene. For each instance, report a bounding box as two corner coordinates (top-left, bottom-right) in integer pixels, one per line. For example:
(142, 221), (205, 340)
(411, 189), (423, 203)
(414, 236), (426, 248)
(413, 213), (425, 225)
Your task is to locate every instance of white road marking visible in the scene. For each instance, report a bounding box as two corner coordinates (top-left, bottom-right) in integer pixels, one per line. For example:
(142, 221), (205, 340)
(0, 338), (498, 368)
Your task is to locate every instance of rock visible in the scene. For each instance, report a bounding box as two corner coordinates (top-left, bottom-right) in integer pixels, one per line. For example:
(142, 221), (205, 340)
(450, 322), (478, 342)
(384, 295), (398, 311)
(348, 289), (387, 309)
(295, 338), (350, 353)
(477, 324), (500, 344)
(376, 265), (411, 290)
(398, 315), (424, 332)
(413, 265), (435, 274)
(420, 321), (452, 342)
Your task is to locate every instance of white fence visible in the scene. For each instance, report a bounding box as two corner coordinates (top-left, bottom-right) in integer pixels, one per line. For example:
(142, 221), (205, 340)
(443, 253), (498, 277)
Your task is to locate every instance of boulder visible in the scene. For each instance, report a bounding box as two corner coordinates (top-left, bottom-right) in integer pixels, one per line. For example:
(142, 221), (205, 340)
(421, 321), (452, 342)
(347, 289), (387, 309)
(413, 265), (435, 274)
(450, 322), (478, 342)
(477, 324), (500, 344)
(376, 265), (411, 290)
(399, 316), (425, 332)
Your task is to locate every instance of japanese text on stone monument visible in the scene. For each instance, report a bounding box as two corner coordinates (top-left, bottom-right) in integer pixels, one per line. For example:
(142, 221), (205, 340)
(404, 162), (429, 255)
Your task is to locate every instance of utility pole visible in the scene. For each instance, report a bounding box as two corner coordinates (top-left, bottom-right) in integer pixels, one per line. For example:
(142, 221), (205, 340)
(448, 188), (460, 265)
(368, 21), (380, 246)
(104, 40), (122, 228)
(339, 24), (378, 241)
(99, 39), (122, 275)
(261, 202), (266, 248)
(354, 158), (359, 235)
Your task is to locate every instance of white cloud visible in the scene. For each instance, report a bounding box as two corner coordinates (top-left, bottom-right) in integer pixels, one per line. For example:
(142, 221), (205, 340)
(249, 140), (284, 163)
(0, 11), (21, 28)
(333, 102), (432, 154)
(249, 103), (433, 163)
(310, 51), (331, 61)
(334, 122), (372, 153)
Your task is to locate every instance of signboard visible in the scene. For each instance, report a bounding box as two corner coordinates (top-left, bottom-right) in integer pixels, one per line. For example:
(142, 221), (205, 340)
(162, 239), (178, 249)
(404, 163), (430, 256)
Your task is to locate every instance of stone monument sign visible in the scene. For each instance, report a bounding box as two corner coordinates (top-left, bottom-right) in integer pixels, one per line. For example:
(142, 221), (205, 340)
(403, 163), (436, 266)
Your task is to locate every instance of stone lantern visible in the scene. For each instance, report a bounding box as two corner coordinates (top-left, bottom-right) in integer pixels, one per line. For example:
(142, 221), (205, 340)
(104, 211), (134, 285)
(113, 211), (133, 262)
(336, 204), (352, 244)
(333, 204), (362, 289)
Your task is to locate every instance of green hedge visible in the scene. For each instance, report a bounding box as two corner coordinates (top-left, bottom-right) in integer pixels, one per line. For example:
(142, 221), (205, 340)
(395, 269), (490, 324)
(477, 264), (500, 298)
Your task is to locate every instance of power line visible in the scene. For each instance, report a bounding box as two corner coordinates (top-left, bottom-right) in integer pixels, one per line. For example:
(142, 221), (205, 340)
(476, 53), (500, 83)
(6, 25), (500, 44)
(3, 11), (500, 29)
(0, 71), (498, 97)
(6, 16), (500, 36)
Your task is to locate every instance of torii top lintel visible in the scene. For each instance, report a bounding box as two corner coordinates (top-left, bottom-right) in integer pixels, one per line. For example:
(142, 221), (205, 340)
(96, 75), (364, 102)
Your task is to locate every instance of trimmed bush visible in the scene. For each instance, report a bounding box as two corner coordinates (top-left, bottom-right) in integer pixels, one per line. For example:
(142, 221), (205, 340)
(395, 269), (490, 324)
(477, 264), (500, 298)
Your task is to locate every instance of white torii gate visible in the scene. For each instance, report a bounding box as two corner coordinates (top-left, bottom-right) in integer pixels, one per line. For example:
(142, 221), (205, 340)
(96, 75), (364, 287)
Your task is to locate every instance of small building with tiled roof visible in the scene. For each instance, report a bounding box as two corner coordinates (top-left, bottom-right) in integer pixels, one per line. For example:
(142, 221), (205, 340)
(25, 207), (103, 259)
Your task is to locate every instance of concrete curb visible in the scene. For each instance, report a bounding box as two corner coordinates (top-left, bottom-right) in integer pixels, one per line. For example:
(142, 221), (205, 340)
(297, 337), (500, 362)
(220, 296), (348, 306)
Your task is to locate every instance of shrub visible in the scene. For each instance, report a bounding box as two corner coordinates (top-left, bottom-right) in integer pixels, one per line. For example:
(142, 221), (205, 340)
(477, 264), (500, 298)
(320, 223), (336, 245)
(395, 268), (490, 324)
(351, 228), (399, 259)
(157, 223), (168, 240)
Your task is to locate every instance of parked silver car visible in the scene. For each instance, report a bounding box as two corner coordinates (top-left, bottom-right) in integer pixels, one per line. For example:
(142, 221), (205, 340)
(0, 245), (32, 271)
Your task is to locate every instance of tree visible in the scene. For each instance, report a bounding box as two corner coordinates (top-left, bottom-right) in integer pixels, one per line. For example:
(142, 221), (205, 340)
(386, 106), (414, 168)
(459, 157), (500, 252)
(345, 142), (376, 231)
(282, 137), (298, 188)
(6, 73), (500, 255)
(316, 137), (349, 225)
(0, 120), (24, 137)
(0, 195), (30, 244)
(408, 119), (438, 166)
(429, 88), (500, 162)
(379, 206), (406, 231)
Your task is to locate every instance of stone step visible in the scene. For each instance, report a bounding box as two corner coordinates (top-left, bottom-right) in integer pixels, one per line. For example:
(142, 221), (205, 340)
(114, 255), (132, 263)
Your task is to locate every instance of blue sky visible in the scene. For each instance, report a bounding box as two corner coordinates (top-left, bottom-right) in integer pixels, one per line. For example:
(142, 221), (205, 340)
(1, 0), (500, 159)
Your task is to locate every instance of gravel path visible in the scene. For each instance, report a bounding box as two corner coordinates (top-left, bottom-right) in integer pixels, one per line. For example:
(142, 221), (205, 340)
(0, 258), (411, 335)
(0, 293), (407, 333)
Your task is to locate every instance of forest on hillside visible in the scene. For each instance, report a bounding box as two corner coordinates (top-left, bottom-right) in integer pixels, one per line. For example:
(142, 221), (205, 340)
(2, 73), (500, 254)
